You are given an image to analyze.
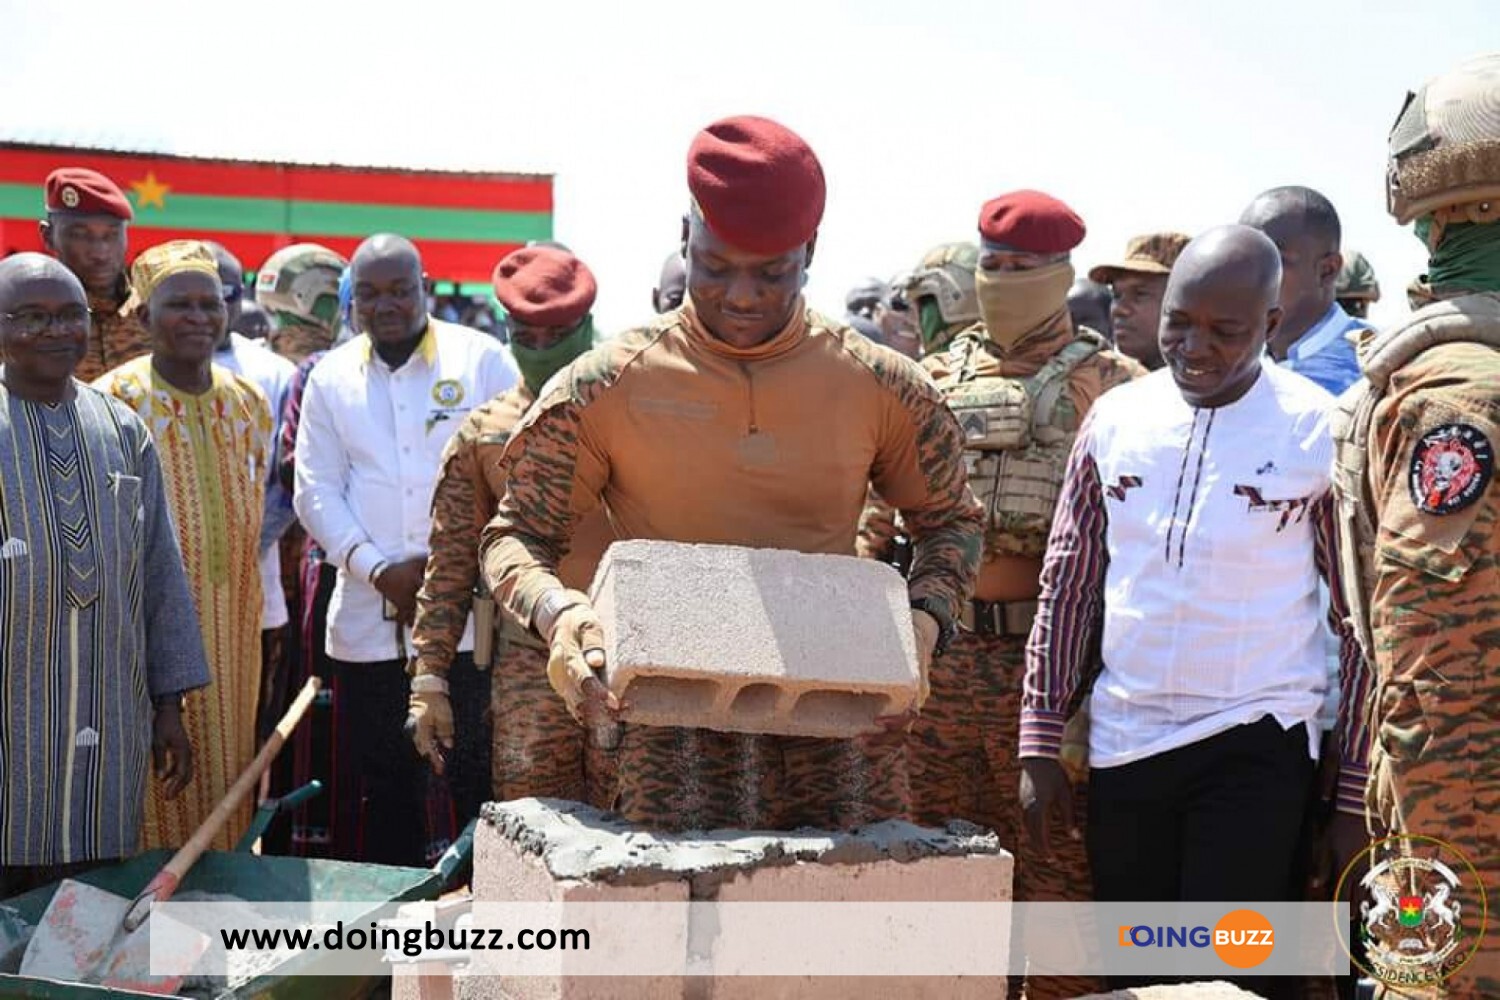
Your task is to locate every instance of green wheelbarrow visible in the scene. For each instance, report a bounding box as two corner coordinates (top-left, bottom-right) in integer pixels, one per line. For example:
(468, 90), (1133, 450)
(0, 783), (476, 1000)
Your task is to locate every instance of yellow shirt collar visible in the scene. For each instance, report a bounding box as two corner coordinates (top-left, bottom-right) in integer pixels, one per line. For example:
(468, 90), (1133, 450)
(356, 318), (439, 367)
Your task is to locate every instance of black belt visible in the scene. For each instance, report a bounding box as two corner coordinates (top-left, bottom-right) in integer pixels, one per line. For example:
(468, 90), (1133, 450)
(967, 599), (1039, 638)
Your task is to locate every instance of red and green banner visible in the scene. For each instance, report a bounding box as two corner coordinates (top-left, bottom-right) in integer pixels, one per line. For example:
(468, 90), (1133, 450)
(0, 143), (552, 284)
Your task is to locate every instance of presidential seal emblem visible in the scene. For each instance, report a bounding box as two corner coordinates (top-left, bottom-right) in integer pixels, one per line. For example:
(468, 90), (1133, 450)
(1408, 422), (1493, 515)
(1336, 834), (1487, 989)
(431, 379), (464, 407)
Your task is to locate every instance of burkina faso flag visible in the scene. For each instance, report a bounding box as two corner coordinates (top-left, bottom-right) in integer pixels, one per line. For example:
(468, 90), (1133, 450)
(0, 142), (552, 285)
(1399, 895), (1425, 928)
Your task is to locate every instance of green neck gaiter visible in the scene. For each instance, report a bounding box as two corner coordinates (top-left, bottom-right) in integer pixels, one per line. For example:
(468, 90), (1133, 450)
(512, 316), (596, 395)
(918, 298), (956, 353)
(1417, 218), (1500, 293)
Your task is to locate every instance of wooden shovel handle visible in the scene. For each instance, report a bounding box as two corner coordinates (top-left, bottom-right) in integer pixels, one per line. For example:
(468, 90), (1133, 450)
(123, 677), (321, 929)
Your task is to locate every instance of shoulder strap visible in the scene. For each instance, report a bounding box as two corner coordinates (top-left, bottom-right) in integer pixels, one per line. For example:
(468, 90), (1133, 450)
(1030, 328), (1107, 430)
(1360, 292), (1500, 390)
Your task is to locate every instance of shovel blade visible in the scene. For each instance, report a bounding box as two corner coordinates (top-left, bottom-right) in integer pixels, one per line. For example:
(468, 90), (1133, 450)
(20, 878), (209, 993)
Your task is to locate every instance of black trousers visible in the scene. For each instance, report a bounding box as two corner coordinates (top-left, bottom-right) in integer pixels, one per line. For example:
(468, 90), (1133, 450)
(328, 657), (426, 868)
(1088, 715), (1314, 999)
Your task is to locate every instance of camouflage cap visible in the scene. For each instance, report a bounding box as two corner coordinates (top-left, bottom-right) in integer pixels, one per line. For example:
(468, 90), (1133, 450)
(255, 243), (348, 332)
(1336, 250), (1381, 302)
(1387, 52), (1500, 224)
(1088, 231), (1191, 285)
(899, 242), (979, 327)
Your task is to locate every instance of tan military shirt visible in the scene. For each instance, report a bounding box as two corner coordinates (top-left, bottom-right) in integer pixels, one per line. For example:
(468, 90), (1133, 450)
(76, 279), (151, 385)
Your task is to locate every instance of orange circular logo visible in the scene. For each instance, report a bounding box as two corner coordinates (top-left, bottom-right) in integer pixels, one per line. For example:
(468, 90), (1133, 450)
(1212, 909), (1276, 969)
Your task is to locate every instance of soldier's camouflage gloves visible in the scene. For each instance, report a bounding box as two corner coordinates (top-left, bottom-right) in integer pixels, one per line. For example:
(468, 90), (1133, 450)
(407, 673), (454, 774)
(540, 590), (615, 721)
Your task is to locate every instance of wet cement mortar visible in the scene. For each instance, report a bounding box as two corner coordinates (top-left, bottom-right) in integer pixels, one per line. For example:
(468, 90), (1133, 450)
(481, 798), (1000, 898)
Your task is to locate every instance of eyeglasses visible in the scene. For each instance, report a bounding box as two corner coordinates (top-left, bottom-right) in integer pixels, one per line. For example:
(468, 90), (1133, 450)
(2, 307), (91, 337)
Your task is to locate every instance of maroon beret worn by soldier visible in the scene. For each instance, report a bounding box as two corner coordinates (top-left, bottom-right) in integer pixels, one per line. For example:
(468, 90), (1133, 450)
(43, 168), (148, 382)
(491, 246), (598, 328)
(686, 115), (826, 254)
(973, 190), (1087, 350)
(977, 189), (1085, 254)
(44, 168), (135, 220)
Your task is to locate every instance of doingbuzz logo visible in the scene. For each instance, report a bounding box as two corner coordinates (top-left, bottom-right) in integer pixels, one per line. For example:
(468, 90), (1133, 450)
(1118, 910), (1276, 969)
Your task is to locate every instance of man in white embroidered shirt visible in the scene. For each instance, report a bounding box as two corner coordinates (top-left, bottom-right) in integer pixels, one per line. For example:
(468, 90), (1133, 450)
(1019, 227), (1373, 998)
(293, 234), (516, 865)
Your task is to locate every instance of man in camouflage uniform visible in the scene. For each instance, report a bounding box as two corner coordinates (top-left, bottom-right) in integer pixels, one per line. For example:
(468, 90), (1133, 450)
(1336, 250), (1381, 320)
(1087, 231), (1190, 371)
(1331, 52), (1500, 1000)
(257, 243), (349, 364)
(38, 168), (150, 383)
(904, 191), (1143, 1000)
(409, 246), (616, 810)
(480, 115), (981, 833)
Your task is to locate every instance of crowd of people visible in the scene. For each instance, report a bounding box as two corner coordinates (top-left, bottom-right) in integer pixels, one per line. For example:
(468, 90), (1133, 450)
(0, 49), (1496, 1000)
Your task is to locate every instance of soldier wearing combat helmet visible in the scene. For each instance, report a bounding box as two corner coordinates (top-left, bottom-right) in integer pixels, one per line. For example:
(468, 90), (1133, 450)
(898, 241), (980, 356)
(1330, 52), (1500, 999)
(1335, 250), (1381, 320)
(256, 243), (347, 364)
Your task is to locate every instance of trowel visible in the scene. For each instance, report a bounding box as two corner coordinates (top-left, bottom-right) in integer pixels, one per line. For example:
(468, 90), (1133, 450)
(21, 677), (321, 992)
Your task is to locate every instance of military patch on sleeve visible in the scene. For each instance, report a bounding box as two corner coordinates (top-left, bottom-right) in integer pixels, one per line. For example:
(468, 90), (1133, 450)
(1408, 422), (1493, 515)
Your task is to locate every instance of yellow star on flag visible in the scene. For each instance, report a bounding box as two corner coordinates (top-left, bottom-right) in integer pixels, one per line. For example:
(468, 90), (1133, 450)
(129, 172), (171, 210)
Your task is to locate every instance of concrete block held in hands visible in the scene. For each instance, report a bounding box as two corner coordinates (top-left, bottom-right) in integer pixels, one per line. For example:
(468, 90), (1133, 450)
(587, 541), (919, 738)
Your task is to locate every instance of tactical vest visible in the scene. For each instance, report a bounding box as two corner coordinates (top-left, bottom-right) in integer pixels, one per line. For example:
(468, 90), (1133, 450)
(938, 329), (1106, 558)
(1330, 292), (1500, 661)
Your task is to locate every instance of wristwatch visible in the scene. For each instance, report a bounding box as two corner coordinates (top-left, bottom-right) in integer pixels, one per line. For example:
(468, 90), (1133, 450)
(910, 598), (957, 658)
(152, 692), (187, 712)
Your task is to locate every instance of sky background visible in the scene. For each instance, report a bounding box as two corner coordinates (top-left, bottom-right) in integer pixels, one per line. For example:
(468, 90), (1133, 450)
(0, 0), (1494, 335)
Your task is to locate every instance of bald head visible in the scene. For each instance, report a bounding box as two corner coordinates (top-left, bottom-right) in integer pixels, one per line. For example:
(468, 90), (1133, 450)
(0, 253), (89, 399)
(352, 233), (422, 275)
(0, 252), (84, 310)
(1159, 226), (1282, 409)
(1239, 186), (1343, 342)
(1169, 226), (1282, 306)
(350, 234), (427, 351)
(653, 250), (687, 313)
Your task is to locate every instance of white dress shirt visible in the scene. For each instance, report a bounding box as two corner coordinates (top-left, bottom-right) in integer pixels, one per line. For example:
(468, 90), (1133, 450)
(1085, 362), (1337, 766)
(215, 332), (297, 630)
(293, 319), (517, 663)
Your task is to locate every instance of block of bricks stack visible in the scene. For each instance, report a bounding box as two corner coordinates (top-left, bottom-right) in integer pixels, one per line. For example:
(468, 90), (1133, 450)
(587, 541), (920, 738)
(435, 798), (1012, 1000)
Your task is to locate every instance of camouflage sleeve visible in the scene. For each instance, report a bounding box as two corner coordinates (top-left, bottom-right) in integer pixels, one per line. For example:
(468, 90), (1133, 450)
(1367, 362), (1500, 816)
(479, 396), (610, 630)
(412, 418), (483, 676)
(1065, 349), (1148, 418)
(866, 357), (983, 627)
(1311, 491), (1373, 815)
(854, 488), (901, 563)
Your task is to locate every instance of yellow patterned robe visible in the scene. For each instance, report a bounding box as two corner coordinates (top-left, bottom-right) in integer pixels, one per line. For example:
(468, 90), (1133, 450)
(95, 358), (271, 850)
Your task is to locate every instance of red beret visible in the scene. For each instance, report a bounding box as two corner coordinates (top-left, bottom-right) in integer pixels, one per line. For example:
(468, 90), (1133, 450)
(687, 115), (826, 255)
(977, 190), (1084, 254)
(491, 246), (597, 328)
(44, 168), (134, 221)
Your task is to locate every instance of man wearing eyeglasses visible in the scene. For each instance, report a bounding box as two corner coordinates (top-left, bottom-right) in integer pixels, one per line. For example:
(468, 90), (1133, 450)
(0, 253), (210, 896)
(38, 168), (151, 383)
